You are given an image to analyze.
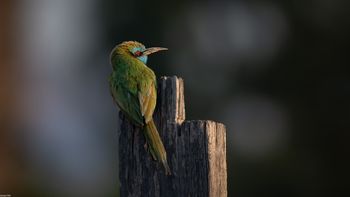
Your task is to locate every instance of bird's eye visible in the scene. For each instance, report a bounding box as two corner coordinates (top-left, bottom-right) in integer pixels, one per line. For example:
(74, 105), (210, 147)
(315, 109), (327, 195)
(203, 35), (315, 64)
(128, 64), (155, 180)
(134, 50), (143, 57)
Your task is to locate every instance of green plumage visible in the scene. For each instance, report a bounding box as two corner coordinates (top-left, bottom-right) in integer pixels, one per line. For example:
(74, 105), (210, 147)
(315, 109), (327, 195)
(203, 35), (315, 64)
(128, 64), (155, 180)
(109, 41), (171, 175)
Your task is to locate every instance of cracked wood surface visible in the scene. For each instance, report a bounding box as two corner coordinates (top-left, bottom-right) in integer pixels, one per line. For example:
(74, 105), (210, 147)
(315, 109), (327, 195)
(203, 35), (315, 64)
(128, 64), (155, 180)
(119, 76), (227, 197)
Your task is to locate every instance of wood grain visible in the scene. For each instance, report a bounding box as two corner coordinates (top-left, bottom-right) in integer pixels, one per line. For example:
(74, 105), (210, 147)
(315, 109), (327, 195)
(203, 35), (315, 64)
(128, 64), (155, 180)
(118, 76), (227, 197)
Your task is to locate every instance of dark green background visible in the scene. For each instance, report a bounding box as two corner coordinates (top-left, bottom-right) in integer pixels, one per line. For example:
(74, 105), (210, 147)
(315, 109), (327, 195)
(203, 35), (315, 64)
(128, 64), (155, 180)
(1, 0), (349, 196)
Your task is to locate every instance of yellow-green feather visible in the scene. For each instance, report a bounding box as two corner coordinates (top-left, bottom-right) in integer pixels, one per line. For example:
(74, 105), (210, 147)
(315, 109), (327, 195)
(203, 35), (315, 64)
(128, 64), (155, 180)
(109, 41), (171, 175)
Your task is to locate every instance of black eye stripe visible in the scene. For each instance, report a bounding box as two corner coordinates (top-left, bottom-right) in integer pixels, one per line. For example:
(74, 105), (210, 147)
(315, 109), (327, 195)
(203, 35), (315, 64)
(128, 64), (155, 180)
(134, 51), (143, 57)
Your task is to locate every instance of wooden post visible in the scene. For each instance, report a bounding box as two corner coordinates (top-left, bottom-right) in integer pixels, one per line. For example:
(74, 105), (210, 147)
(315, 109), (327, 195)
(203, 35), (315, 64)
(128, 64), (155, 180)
(118, 76), (227, 197)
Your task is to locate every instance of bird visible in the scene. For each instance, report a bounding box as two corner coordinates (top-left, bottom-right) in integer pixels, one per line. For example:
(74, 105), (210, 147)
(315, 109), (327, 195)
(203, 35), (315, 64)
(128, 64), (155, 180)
(109, 41), (171, 175)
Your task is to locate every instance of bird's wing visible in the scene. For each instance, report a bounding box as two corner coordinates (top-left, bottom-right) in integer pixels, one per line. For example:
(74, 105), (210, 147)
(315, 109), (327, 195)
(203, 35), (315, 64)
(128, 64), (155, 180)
(138, 75), (157, 123)
(109, 73), (144, 126)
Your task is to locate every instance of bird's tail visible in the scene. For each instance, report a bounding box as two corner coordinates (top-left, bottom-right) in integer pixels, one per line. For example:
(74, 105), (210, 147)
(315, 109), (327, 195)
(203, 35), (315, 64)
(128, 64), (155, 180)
(144, 119), (171, 175)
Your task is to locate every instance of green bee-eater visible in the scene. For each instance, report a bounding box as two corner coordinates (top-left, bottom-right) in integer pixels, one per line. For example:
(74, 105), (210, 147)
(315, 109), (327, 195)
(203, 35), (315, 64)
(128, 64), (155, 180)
(109, 41), (171, 175)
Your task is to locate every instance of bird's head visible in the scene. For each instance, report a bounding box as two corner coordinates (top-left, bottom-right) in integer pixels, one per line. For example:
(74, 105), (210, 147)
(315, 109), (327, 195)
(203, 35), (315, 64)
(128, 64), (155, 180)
(110, 41), (167, 65)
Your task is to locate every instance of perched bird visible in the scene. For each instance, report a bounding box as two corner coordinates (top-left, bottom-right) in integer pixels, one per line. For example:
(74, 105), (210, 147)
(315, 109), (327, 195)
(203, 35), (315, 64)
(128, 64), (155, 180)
(109, 41), (171, 175)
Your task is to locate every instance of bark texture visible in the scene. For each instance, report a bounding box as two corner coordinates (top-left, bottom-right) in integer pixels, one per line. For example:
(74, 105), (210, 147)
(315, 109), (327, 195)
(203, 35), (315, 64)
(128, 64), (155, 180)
(119, 76), (227, 197)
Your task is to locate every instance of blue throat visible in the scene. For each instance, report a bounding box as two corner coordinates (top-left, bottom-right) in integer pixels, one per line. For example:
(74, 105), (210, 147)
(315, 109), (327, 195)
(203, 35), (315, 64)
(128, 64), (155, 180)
(138, 56), (148, 64)
(131, 47), (148, 64)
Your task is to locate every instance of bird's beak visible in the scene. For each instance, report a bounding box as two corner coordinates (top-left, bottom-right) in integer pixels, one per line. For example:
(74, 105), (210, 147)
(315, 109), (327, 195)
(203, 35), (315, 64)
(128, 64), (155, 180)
(143, 47), (168, 56)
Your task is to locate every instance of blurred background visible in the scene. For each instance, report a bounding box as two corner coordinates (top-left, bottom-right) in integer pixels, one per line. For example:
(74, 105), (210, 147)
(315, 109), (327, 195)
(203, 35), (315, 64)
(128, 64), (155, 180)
(1, 0), (349, 196)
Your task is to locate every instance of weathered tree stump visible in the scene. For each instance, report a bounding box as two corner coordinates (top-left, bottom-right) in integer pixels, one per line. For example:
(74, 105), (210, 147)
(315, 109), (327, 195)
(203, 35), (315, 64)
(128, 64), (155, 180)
(118, 76), (227, 197)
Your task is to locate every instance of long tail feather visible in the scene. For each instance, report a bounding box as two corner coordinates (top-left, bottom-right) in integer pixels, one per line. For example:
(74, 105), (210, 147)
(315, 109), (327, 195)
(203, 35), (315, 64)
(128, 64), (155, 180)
(144, 119), (171, 175)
